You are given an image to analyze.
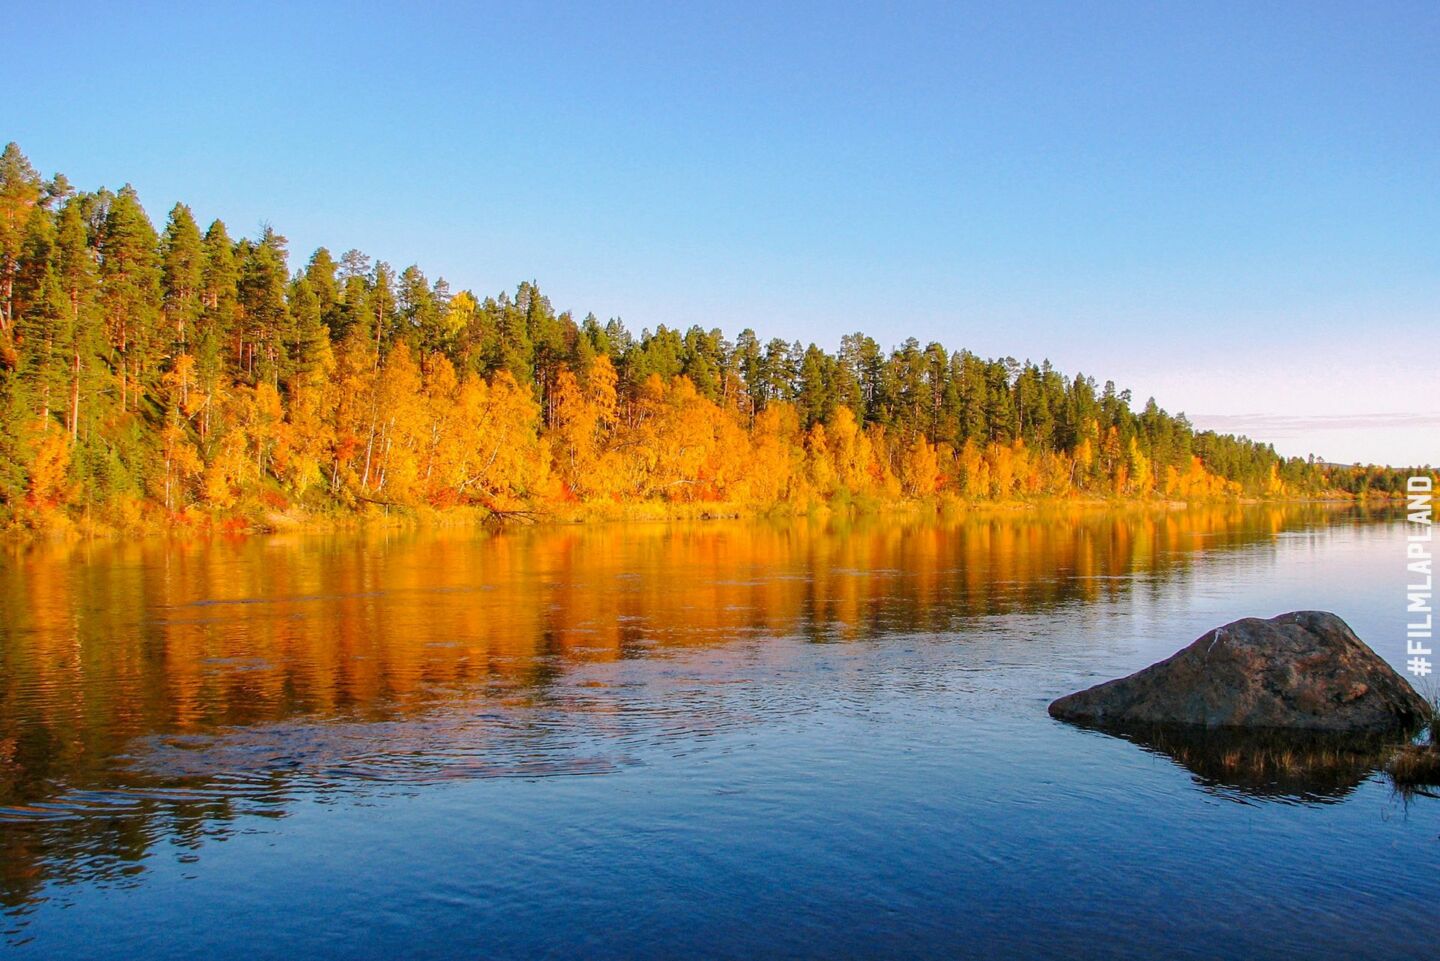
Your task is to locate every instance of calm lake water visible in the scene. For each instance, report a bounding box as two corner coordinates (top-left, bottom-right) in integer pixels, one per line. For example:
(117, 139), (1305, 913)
(0, 506), (1434, 959)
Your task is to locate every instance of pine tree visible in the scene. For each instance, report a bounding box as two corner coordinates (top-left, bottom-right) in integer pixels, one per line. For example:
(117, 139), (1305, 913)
(98, 185), (162, 412)
(54, 197), (99, 439)
(12, 205), (56, 329)
(304, 247), (342, 337)
(368, 260), (398, 359)
(399, 264), (441, 355)
(796, 344), (832, 426)
(197, 220), (239, 439)
(160, 203), (204, 356)
(285, 275), (331, 378)
(237, 228), (290, 384)
(13, 265), (71, 429)
(0, 143), (43, 341)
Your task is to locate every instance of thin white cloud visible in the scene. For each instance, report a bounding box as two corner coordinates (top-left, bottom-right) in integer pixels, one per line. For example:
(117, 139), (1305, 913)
(1190, 412), (1440, 437)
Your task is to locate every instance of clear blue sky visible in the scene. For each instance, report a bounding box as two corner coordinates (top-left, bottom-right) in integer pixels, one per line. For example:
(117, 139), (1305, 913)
(6, 1), (1437, 464)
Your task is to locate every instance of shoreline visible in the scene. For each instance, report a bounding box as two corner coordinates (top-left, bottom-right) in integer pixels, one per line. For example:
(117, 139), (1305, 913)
(1, 491), (1403, 548)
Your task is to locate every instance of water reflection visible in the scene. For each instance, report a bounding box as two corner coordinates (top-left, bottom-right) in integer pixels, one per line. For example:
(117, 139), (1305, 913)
(1069, 723), (1399, 803)
(0, 504), (1378, 918)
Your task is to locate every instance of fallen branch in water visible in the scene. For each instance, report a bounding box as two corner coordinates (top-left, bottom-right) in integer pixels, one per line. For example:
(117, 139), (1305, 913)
(488, 509), (546, 523)
(355, 494), (405, 509)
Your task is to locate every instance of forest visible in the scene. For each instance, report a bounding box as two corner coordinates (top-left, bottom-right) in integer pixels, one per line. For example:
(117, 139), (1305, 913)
(0, 143), (1428, 534)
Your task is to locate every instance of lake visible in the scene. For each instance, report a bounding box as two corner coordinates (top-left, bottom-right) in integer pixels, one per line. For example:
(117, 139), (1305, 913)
(0, 506), (1434, 959)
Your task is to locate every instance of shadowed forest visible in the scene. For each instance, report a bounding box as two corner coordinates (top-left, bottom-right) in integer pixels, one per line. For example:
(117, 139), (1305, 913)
(0, 144), (1427, 534)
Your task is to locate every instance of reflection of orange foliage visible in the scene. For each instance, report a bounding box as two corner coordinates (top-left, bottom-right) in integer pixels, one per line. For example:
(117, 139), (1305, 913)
(0, 499), (1361, 899)
(0, 502), (1337, 791)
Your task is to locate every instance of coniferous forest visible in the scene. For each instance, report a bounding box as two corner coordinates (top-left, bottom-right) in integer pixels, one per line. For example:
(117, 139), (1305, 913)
(0, 144), (1427, 534)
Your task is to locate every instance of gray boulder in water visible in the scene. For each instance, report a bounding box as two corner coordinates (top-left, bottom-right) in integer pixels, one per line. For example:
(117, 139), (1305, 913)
(1049, 611), (1431, 733)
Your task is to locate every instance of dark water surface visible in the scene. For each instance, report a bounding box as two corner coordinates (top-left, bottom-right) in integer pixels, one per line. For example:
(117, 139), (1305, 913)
(0, 507), (1434, 959)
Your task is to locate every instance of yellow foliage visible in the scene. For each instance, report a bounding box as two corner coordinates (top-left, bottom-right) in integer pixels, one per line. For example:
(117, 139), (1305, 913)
(202, 429), (248, 509)
(28, 429), (72, 506)
(31, 331), (1265, 526)
(899, 434), (940, 498)
(805, 422), (837, 495)
(1127, 436), (1153, 496)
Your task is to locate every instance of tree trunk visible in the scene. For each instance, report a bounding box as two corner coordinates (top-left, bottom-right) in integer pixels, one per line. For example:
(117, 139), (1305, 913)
(69, 350), (80, 440)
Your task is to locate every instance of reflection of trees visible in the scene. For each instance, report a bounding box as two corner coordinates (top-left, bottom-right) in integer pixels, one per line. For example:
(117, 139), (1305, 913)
(0, 504), (1353, 916)
(1070, 723), (1398, 803)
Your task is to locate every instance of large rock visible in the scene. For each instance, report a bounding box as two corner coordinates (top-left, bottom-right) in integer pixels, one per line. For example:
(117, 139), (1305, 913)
(1049, 611), (1431, 732)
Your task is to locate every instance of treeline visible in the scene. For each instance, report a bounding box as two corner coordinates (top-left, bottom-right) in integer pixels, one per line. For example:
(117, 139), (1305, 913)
(0, 144), (1428, 531)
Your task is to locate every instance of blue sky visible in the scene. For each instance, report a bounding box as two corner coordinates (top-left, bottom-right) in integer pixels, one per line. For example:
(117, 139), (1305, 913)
(6, 1), (1437, 464)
